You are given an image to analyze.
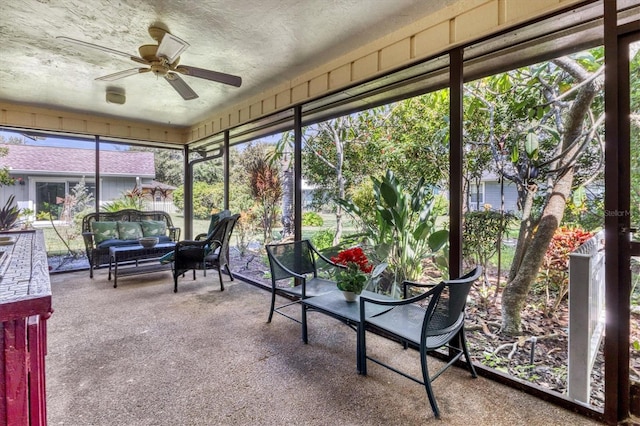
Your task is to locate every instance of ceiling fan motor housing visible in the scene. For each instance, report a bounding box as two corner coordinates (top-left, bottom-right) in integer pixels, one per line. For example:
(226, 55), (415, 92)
(150, 63), (169, 77)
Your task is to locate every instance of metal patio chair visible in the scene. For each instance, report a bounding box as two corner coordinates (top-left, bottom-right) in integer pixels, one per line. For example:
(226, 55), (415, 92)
(201, 213), (239, 283)
(172, 214), (240, 293)
(265, 239), (341, 324)
(198, 210), (231, 240)
(358, 266), (482, 418)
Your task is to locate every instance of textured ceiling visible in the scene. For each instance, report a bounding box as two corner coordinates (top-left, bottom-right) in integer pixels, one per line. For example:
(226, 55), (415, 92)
(0, 0), (456, 129)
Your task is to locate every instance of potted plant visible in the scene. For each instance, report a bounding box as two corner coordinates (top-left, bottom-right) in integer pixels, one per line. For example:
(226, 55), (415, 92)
(331, 247), (386, 301)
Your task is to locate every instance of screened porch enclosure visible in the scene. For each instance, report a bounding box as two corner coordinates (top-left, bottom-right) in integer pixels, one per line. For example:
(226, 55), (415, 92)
(0, 1), (639, 424)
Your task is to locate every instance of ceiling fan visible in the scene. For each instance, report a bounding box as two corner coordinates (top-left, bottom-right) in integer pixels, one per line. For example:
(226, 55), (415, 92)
(57, 26), (242, 100)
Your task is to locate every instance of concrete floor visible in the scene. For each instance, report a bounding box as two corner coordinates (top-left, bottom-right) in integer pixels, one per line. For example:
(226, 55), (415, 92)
(45, 269), (603, 425)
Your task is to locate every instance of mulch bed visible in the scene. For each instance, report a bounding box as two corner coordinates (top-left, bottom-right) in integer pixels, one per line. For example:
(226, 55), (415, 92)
(464, 290), (606, 408)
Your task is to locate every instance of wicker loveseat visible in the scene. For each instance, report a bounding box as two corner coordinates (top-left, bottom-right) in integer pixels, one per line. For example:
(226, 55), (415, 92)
(82, 209), (180, 278)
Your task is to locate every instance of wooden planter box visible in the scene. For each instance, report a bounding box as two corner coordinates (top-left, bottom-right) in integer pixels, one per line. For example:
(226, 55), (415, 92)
(0, 230), (52, 426)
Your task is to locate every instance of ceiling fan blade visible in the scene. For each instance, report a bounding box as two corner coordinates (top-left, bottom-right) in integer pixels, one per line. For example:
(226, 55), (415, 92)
(175, 65), (242, 87)
(96, 68), (149, 81)
(165, 73), (198, 100)
(157, 33), (189, 64)
(57, 36), (147, 63)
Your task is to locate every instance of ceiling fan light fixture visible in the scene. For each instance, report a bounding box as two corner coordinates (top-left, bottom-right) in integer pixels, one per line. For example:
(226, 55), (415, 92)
(157, 33), (190, 64)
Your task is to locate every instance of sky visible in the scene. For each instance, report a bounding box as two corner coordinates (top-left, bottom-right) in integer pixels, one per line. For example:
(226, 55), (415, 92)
(0, 129), (282, 151)
(0, 129), (129, 151)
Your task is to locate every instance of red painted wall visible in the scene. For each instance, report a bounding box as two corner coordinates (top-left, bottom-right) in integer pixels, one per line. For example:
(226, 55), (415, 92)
(1, 306), (52, 425)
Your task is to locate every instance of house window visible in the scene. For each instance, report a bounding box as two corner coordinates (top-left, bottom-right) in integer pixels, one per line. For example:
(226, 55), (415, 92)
(35, 182), (66, 219)
(469, 182), (484, 211)
(35, 180), (97, 219)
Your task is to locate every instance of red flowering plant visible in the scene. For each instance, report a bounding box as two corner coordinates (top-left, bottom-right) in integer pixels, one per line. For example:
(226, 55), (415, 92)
(331, 247), (374, 294)
(539, 226), (594, 315)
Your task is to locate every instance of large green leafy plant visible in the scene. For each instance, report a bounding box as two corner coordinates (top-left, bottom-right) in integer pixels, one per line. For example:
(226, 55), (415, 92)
(339, 170), (448, 296)
(102, 186), (145, 212)
(0, 195), (21, 231)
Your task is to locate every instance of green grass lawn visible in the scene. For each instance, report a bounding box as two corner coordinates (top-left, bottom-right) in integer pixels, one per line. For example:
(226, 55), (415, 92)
(40, 211), (464, 259)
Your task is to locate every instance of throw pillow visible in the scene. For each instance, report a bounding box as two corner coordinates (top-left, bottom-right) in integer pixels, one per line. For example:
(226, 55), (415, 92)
(91, 221), (119, 244)
(141, 220), (167, 237)
(117, 221), (144, 240)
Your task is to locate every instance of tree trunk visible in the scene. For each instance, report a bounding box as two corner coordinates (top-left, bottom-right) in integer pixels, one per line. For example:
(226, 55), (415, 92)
(508, 184), (537, 283)
(501, 171), (572, 334)
(500, 58), (599, 335)
(281, 166), (294, 237)
(333, 122), (345, 246)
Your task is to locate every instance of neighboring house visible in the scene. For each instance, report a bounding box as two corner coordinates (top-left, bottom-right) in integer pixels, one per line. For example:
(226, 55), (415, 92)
(301, 178), (319, 209)
(0, 144), (156, 218)
(467, 171), (520, 213)
(299, 173), (521, 214)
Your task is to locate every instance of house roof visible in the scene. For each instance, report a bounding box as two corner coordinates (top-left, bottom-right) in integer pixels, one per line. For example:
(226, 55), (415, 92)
(0, 144), (155, 177)
(141, 180), (176, 191)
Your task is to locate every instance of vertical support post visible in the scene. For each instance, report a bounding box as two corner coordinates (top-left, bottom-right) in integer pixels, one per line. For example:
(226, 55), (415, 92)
(294, 106), (303, 242)
(224, 131), (230, 210)
(449, 47), (464, 279)
(184, 145), (193, 240)
(94, 135), (100, 213)
(604, 1), (630, 423)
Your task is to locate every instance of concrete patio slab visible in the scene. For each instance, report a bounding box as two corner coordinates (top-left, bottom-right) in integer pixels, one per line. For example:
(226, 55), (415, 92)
(45, 269), (602, 425)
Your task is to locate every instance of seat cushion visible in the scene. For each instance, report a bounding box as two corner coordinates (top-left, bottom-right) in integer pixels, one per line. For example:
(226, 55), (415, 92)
(91, 221), (119, 244)
(96, 239), (140, 249)
(141, 220), (167, 237)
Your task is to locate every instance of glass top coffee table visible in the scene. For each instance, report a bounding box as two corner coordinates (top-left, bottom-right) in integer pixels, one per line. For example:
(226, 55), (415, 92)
(301, 289), (394, 374)
(108, 243), (176, 288)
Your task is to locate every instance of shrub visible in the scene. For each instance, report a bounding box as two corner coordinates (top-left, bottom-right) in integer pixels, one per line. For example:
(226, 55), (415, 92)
(563, 186), (604, 231)
(234, 209), (258, 256)
(311, 229), (334, 251)
(173, 182), (224, 219)
(349, 180), (376, 232)
(302, 211), (324, 227)
(463, 209), (516, 303)
(537, 226), (594, 316)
